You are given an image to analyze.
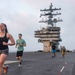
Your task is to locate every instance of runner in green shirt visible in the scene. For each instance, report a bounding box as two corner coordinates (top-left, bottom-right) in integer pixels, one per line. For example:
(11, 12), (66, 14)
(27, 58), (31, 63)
(15, 33), (26, 67)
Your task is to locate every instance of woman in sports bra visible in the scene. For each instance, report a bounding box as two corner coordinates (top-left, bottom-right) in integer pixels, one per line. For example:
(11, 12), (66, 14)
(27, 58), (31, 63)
(0, 23), (15, 75)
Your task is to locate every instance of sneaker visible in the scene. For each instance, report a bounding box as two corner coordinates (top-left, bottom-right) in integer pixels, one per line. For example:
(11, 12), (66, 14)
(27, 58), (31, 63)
(3, 65), (9, 74)
(52, 56), (54, 58)
(18, 64), (21, 67)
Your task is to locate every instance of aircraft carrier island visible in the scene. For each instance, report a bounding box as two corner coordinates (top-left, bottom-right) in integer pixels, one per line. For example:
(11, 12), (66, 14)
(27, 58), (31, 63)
(34, 3), (63, 52)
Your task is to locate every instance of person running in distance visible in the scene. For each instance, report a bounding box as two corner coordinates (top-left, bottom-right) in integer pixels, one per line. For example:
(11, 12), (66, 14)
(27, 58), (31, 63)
(61, 46), (66, 57)
(0, 23), (15, 75)
(15, 33), (26, 67)
(52, 44), (56, 58)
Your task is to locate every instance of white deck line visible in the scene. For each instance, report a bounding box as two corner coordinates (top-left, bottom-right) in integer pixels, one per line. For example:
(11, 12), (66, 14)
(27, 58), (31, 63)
(4, 60), (19, 64)
(60, 66), (65, 72)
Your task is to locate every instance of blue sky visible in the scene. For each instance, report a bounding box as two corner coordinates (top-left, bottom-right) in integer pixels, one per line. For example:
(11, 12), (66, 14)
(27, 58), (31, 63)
(0, 0), (75, 52)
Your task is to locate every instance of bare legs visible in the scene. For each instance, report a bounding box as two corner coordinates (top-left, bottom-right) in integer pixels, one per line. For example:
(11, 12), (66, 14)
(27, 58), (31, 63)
(52, 52), (56, 58)
(16, 56), (22, 66)
(0, 54), (7, 75)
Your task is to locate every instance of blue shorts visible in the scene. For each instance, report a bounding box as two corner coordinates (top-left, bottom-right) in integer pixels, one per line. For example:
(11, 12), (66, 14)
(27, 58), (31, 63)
(52, 50), (56, 53)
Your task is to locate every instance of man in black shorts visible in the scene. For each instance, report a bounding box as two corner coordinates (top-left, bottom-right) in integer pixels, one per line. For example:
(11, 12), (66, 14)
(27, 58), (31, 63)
(15, 34), (26, 67)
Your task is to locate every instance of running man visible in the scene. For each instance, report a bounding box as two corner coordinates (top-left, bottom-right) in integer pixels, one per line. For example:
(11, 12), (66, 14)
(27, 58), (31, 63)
(15, 33), (26, 67)
(52, 44), (56, 58)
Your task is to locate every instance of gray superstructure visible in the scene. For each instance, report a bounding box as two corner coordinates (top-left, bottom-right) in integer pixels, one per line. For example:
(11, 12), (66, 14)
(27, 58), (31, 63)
(34, 3), (62, 52)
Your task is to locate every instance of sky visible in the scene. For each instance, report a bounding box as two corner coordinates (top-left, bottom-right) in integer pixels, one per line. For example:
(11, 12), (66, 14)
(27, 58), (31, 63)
(0, 0), (75, 52)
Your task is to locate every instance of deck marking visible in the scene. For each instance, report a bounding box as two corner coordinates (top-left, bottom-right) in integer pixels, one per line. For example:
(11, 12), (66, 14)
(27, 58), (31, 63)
(4, 60), (19, 64)
(60, 66), (65, 72)
(58, 61), (67, 75)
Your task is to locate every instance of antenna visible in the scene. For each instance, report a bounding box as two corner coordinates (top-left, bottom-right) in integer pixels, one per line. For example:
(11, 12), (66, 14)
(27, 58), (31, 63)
(39, 3), (62, 26)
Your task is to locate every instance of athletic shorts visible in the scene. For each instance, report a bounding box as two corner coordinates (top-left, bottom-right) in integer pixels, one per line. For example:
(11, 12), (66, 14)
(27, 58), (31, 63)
(16, 51), (23, 57)
(52, 50), (56, 53)
(0, 49), (9, 55)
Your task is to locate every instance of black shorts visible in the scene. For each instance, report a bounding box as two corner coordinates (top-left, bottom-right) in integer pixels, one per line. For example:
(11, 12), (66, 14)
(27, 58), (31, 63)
(16, 51), (23, 57)
(0, 49), (9, 55)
